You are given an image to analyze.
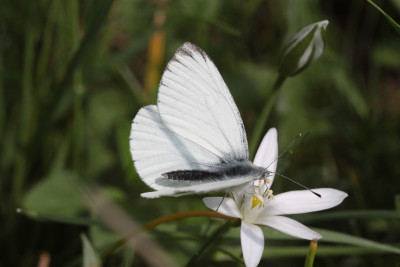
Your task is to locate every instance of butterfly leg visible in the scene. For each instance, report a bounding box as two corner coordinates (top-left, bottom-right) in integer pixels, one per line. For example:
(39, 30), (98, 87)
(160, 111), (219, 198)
(216, 192), (230, 212)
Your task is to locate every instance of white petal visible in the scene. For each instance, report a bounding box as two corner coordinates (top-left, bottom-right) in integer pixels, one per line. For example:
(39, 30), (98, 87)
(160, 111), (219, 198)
(262, 188), (348, 216)
(202, 197), (241, 218)
(241, 221), (264, 267)
(253, 128), (278, 184)
(256, 215), (322, 240)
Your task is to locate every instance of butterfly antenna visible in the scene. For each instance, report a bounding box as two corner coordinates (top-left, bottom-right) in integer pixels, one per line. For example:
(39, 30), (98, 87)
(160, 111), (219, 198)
(273, 172), (321, 198)
(266, 133), (302, 170)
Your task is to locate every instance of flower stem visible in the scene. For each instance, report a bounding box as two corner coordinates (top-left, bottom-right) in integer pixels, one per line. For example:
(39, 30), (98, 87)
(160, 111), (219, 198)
(100, 210), (237, 260)
(304, 238), (318, 267)
(186, 220), (239, 266)
(249, 75), (286, 159)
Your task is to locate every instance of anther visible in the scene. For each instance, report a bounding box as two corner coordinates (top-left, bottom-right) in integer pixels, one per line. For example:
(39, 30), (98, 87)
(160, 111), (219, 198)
(266, 190), (274, 199)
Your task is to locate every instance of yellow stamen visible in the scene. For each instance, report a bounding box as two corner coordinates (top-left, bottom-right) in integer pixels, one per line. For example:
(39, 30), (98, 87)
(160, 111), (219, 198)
(251, 195), (263, 209)
(266, 190), (274, 199)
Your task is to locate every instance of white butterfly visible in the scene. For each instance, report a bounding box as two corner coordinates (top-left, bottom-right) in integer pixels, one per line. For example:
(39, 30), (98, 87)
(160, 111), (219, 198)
(130, 42), (278, 198)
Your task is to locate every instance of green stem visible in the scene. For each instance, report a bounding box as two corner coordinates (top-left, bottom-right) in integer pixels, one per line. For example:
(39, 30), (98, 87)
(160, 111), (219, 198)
(365, 0), (400, 35)
(304, 239), (318, 267)
(249, 75), (286, 159)
(100, 210), (237, 260)
(218, 248), (244, 265)
(186, 220), (238, 266)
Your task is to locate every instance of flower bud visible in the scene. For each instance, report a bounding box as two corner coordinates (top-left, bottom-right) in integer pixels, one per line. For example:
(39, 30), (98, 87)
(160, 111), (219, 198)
(278, 20), (329, 77)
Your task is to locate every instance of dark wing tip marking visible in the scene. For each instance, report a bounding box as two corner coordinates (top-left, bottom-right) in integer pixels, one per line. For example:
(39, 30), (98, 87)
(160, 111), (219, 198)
(187, 42), (209, 60)
(178, 43), (194, 58)
(178, 42), (209, 61)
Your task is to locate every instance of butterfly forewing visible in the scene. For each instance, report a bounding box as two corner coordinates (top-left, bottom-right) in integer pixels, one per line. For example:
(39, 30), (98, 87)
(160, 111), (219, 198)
(130, 43), (251, 196)
(158, 42), (248, 161)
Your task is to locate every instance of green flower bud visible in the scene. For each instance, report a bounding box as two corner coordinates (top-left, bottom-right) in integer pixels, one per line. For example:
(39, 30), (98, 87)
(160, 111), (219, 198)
(278, 20), (329, 77)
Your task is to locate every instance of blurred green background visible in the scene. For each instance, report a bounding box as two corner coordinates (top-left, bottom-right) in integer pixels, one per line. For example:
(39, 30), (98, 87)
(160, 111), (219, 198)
(1, 0), (400, 266)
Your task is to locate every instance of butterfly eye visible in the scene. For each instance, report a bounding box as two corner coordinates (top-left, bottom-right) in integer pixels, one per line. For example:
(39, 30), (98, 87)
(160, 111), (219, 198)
(261, 172), (269, 179)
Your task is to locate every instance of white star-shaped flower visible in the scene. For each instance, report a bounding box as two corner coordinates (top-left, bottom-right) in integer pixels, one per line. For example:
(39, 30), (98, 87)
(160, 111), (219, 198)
(203, 129), (348, 267)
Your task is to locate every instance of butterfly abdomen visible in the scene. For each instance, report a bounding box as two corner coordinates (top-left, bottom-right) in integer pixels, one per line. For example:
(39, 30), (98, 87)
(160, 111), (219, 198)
(162, 161), (260, 182)
(162, 170), (221, 182)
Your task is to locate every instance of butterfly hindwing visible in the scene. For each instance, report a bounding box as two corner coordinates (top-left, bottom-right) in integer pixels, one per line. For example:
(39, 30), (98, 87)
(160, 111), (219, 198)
(141, 176), (255, 198)
(130, 105), (222, 191)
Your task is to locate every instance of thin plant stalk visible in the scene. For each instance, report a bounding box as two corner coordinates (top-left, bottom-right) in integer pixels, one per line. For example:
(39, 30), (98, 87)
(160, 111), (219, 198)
(100, 210), (238, 260)
(186, 221), (236, 267)
(304, 239), (318, 267)
(249, 75), (286, 159)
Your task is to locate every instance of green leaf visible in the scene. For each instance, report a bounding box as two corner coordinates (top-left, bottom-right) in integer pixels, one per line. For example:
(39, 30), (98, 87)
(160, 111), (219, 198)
(315, 228), (400, 254)
(366, 0), (400, 35)
(16, 208), (100, 226)
(81, 233), (102, 267)
(295, 210), (400, 223)
(23, 171), (86, 216)
(225, 223), (400, 254)
(221, 245), (400, 258)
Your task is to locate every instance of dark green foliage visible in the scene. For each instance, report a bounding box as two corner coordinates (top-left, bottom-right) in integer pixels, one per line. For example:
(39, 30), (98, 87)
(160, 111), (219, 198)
(1, 0), (400, 266)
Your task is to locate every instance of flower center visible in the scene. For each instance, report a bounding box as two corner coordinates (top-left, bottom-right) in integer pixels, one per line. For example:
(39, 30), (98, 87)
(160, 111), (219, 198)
(251, 178), (274, 209)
